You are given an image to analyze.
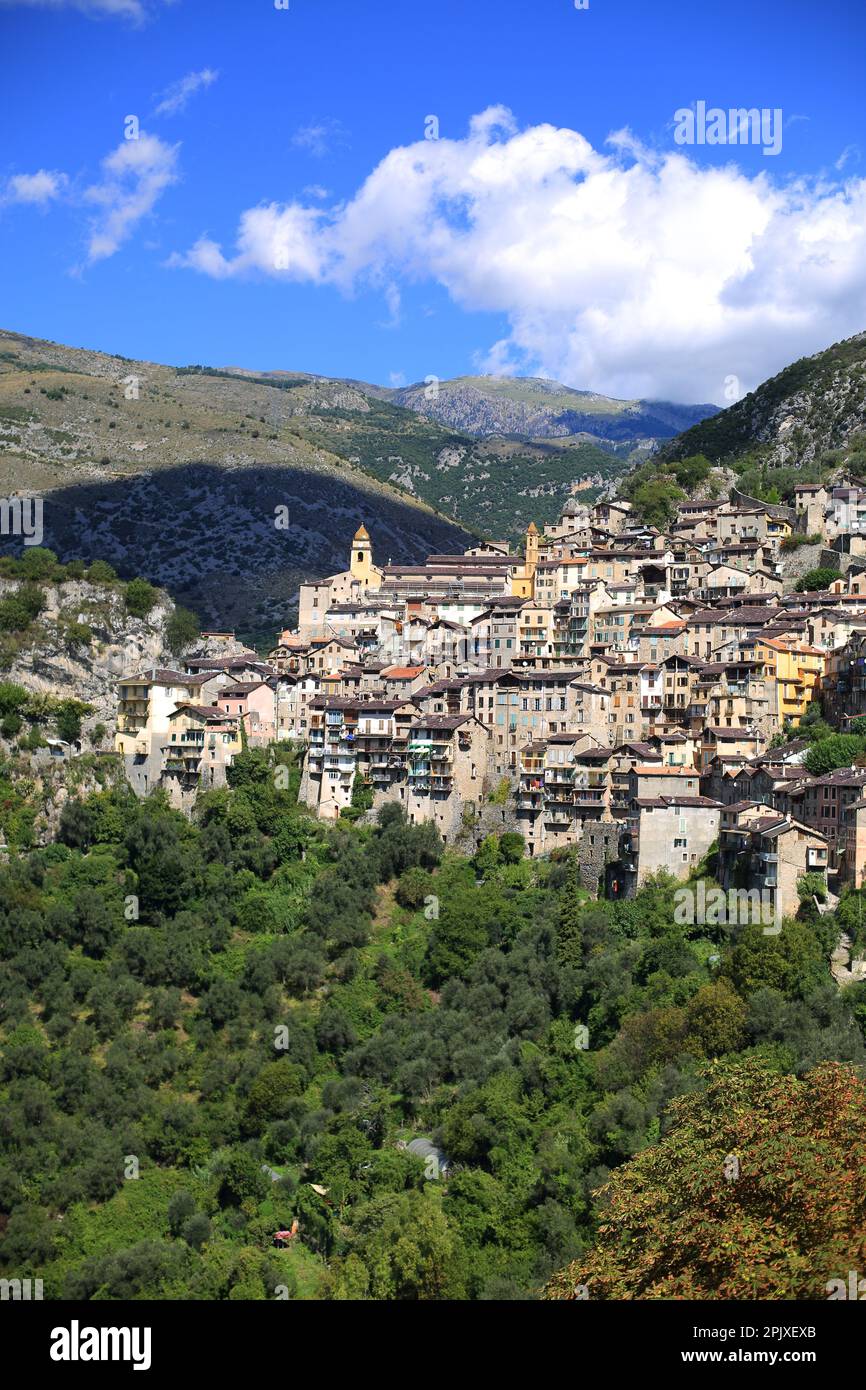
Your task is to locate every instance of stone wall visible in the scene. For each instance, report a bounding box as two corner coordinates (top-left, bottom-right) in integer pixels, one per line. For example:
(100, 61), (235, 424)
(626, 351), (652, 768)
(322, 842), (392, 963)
(575, 820), (620, 895)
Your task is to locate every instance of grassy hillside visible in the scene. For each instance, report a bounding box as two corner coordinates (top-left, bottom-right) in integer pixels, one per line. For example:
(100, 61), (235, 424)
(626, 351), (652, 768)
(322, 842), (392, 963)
(0, 332), (646, 628)
(0, 331), (478, 633)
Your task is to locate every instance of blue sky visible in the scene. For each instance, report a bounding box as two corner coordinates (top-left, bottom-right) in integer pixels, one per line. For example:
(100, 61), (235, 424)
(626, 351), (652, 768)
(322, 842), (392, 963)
(0, 0), (864, 403)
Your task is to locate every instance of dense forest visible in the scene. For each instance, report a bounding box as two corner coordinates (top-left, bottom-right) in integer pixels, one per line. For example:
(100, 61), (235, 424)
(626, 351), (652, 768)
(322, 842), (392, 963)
(2, 742), (866, 1301)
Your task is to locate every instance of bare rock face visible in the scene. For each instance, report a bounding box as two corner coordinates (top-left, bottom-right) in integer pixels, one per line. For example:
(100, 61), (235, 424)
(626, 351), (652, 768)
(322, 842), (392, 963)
(3, 577), (175, 729)
(660, 331), (866, 471)
(831, 932), (866, 987)
(387, 375), (717, 443)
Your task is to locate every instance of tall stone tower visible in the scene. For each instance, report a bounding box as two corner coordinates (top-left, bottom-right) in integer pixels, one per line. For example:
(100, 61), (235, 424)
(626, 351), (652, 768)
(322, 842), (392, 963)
(510, 521), (540, 598)
(350, 524), (375, 585)
(524, 521), (539, 578)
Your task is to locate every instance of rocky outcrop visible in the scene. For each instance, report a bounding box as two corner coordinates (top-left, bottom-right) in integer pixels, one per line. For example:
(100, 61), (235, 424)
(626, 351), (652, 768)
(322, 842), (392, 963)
(2, 577), (175, 730)
(831, 932), (866, 986)
(660, 331), (866, 470)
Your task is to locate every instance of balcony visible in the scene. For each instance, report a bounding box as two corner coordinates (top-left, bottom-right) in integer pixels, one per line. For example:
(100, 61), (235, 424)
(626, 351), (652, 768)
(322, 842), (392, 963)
(324, 755), (355, 770)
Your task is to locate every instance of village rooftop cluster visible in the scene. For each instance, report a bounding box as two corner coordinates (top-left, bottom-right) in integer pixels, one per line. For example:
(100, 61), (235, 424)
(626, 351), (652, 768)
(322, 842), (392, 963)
(114, 481), (866, 916)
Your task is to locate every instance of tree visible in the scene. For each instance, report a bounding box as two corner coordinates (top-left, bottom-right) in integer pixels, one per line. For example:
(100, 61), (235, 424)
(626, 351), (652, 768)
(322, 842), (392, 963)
(125, 577), (158, 618)
(671, 454), (711, 491)
(555, 857), (585, 969)
(804, 733), (865, 775)
(331, 1190), (466, 1300)
(723, 917), (829, 998)
(167, 1191), (197, 1236)
(350, 773), (373, 814)
(87, 560), (117, 583)
(166, 606), (199, 656)
(215, 1150), (269, 1208)
(0, 682), (29, 717)
(18, 547), (59, 580)
(797, 872), (828, 903)
(55, 701), (84, 743)
(395, 866), (433, 910)
(0, 582), (44, 632)
(244, 1060), (305, 1127)
(125, 804), (203, 919)
(499, 832), (525, 864)
(796, 566), (840, 593)
(630, 478), (686, 529)
(546, 1060), (866, 1300)
(474, 834), (500, 876)
(182, 1213), (211, 1251)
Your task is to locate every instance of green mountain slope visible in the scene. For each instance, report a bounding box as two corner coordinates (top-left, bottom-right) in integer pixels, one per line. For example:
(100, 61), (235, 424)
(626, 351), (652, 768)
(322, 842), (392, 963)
(0, 332), (642, 623)
(379, 373), (719, 443)
(617, 331), (866, 521)
(659, 332), (866, 472)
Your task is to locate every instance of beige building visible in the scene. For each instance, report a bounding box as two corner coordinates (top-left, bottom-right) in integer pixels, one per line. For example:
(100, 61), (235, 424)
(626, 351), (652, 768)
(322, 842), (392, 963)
(298, 526), (384, 637)
(404, 714), (490, 841)
(717, 806), (828, 920)
(620, 795), (723, 889)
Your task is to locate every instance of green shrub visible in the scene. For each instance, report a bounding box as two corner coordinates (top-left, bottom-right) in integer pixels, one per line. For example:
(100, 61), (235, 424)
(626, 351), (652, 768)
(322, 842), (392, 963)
(499, 832), (525, 864)
(125, 578), (158, 618)
(166, 606), (199, 655)
(796, 566), (840, 592)
(804, 733), (865, 775)
(87, 560), (117, 583)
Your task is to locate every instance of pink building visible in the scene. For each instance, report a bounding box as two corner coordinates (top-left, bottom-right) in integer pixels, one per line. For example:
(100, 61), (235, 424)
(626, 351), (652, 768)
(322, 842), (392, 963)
(219, 681), (276, 741)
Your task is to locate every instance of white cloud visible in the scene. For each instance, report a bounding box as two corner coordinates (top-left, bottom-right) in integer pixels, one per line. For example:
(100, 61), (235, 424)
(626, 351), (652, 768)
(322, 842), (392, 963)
(84, 132), (179, 262)
(379, 282), (401, 329)
(153, 68), (219, 118)
(291, 119), (348, 159)
(0, 0), (156, 18)
(2, 169), (67, 204)
(173, 108), (866, 402)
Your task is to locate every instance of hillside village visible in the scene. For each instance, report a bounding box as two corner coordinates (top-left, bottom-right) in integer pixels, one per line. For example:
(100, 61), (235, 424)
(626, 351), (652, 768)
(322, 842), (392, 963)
(111, 477), (866, 922)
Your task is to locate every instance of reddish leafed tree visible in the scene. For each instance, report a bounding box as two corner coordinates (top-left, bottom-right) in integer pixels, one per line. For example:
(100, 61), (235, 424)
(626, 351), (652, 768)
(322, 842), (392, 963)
(546, 1059), (866, 1300)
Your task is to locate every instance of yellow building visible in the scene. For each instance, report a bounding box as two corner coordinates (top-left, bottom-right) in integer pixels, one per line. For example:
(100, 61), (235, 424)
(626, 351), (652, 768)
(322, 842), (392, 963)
(349, 524), (382, 590)
(510, 523), (539, 598)
(754, 637), (826, 725)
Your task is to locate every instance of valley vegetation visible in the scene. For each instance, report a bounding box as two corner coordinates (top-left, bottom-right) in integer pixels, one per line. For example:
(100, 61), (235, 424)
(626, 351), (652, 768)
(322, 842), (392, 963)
(2, 743), (866, 1300)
